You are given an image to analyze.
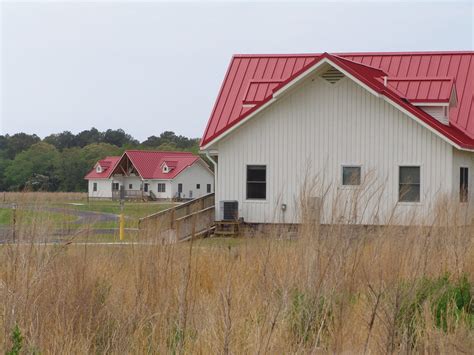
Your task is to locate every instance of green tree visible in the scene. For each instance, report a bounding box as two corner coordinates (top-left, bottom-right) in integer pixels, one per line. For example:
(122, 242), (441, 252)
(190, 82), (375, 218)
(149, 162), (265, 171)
(56, 147), (89, 191)
(4, 133), (41, 159)
(44, 131), (77, 150)
(76, 127), (103, 147)
(4, 142), (60, 191)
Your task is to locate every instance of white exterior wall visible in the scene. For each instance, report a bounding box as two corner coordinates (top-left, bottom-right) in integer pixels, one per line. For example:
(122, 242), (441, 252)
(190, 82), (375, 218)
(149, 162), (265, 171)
(146, 180), (172, 199)
(214, 75), (455, 224)
(452, 148), (474, 221)
(420, 106), (449, 125)
(88, 179), (112, 198)
(171, 162), (214, 199)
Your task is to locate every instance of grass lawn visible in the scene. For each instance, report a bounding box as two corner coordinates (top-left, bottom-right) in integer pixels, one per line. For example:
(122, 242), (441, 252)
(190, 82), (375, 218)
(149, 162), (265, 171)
(58, 200), (176, 219)
(0, 208), (77, 227)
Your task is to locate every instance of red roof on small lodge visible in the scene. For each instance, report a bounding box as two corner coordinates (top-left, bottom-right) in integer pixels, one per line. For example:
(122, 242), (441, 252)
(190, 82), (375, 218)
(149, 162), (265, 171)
(201, 51), (474, 150)
(84, 156), (121, 179)
(85, 151), (201, 180)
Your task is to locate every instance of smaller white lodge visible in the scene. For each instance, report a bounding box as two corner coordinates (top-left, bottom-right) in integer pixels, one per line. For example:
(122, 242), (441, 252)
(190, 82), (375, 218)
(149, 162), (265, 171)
(85, 150), (214, 200)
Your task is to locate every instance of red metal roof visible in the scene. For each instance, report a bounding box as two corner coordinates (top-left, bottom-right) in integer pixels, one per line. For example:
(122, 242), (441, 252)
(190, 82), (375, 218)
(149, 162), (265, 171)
(84, 156), (121, 179)
(85, 151), (202, 180)
(201, 51), (474, 149)
(385, 77), (455, 103)
(123, 150), (200, 180)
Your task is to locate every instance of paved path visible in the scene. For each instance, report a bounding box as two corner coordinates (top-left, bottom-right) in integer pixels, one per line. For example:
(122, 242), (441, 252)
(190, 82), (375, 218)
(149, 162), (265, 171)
(0, 204), (137, 243)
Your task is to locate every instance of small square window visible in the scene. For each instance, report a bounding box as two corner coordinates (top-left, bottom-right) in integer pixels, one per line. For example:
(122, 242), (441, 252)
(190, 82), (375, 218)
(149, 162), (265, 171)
(196, 184), (200, 189)
(342, 166), (361, 186)
(399, 166), (420, 202)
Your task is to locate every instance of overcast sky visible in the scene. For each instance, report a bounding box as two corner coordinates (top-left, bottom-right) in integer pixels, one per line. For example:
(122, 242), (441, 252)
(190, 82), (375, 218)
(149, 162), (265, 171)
(1, 0), (473, 141)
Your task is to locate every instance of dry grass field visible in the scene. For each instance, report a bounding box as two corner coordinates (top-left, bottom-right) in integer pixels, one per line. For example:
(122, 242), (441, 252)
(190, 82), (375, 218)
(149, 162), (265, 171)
(0, 193), (473, 353)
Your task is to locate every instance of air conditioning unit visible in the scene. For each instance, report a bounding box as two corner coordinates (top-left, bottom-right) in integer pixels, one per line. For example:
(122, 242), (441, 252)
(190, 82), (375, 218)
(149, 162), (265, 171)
(219, 200), (238, 221)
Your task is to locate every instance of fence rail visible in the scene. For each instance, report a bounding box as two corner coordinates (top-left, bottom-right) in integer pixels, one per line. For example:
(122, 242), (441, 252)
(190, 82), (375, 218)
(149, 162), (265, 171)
(138, 193), (215, 241)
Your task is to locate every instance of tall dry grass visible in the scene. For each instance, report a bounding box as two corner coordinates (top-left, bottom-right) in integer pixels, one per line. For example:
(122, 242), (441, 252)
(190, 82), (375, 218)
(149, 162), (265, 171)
(1, 191), (87, 204)
(0, 193), (473, 353)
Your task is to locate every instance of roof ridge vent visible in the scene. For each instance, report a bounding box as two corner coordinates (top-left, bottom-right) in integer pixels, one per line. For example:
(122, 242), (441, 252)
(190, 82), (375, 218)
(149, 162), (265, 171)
(320, 66), (344, 84)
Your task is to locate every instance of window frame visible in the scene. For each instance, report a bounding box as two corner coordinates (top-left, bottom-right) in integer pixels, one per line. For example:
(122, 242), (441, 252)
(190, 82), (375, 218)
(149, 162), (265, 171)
(157, 183), (166, 193)
(128, 183), (133, 190)
(398, 165), (422, 204)
(246, 164), (267, 201)
(341, 165), (362, 187)
(460, 167), (469, 203)
(207, 184), (211, 193)
(93, 182), (97, 192)
(196, 184), (200, 189)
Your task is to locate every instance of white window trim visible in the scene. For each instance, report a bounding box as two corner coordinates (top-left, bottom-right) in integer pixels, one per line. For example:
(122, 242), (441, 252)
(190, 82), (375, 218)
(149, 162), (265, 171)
(245, 163), (269, 203)
(397, 164), (423, 205)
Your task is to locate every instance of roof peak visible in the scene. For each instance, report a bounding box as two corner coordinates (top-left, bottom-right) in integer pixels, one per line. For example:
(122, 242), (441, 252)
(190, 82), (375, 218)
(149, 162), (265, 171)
(125, 149), (196, 155)
(233, 50), (474, 58)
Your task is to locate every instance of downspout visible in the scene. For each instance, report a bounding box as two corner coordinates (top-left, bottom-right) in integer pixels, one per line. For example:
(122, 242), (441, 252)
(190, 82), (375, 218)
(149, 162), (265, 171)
(205, 151), (218, 218)
(205, 151), (218, 193)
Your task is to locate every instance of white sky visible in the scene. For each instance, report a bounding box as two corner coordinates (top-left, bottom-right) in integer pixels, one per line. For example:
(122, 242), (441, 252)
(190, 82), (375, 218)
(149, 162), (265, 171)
(1, 0), (473, 141)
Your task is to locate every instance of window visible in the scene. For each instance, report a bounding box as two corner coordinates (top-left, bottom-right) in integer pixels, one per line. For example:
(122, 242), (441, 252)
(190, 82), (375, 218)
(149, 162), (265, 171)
(342, 166), (361, 186)
(93, 182), (97, 192)
(247, 165), (266, 200)
(460, 167), (469, 202)
(129, 184), (133, 189)
(399, 166), (420, 202)
(144, 183), (149, 193)
(96, 165), (102, 173)
(207, 184), (211, 193)
(178, 183), (183, 193)
(112, 183), (119, 191)
(157, 183), (166, 193)
(196, 184), (200, 189)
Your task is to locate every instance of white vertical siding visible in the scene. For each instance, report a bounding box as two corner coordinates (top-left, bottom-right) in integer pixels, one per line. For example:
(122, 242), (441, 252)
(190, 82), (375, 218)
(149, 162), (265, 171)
(215, 75), (455, 224)
(147, 180), (172, 199)
(171, 162), (214, 199)
(88, 179), (112, 198)
(452, 149), (474, 219)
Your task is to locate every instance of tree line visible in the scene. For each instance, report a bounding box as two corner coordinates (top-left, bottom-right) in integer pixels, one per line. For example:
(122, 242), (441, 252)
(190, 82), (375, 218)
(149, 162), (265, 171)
(0, 128), (200, 192)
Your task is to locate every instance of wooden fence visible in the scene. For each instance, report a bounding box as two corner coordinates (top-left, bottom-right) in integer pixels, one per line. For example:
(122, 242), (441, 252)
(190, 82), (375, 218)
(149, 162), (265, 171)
(138, 193), (215, 242)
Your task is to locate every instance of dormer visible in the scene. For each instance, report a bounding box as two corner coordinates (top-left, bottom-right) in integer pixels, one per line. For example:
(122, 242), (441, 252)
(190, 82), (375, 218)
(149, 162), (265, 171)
(96, 165), (102, 173)
(385, 77), (457, 126)
(161, 160), (178, 173)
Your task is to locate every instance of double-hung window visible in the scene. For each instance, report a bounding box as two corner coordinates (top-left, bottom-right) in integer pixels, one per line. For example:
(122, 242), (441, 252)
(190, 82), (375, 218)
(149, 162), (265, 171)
(399, 166), (421, 202)
(158, 183), (166, 193)
(247, 165), (266, 200)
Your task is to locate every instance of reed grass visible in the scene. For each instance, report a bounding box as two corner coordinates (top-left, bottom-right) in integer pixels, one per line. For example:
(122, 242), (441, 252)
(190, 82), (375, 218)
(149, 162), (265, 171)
(0, 192), (473, 354)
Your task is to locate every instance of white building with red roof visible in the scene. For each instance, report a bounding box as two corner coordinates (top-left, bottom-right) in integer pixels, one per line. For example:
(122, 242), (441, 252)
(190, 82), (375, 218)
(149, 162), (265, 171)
(85, 150), (214, 200)
(201, 51), (474, 224)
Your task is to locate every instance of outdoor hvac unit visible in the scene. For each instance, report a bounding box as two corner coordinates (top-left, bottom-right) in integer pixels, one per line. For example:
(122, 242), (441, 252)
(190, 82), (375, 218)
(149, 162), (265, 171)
(219, 200), (239, 221)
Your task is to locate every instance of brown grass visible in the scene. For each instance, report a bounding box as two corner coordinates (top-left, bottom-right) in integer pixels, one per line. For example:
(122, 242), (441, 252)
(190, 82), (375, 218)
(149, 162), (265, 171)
(0, 193), (473, 353)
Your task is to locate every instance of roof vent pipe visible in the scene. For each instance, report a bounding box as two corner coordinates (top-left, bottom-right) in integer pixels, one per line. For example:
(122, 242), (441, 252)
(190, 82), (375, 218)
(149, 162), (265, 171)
(383, 76), (388, 87)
